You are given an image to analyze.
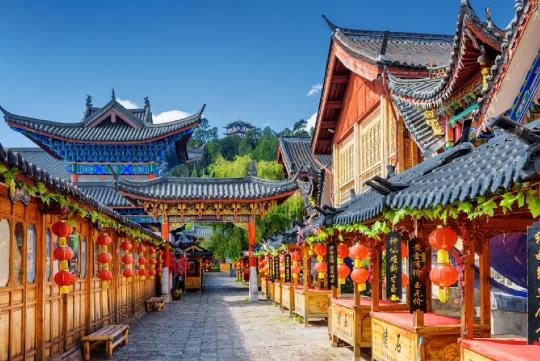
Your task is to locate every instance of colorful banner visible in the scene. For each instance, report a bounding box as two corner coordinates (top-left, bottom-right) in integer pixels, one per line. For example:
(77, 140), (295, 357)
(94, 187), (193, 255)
(527, 220), (540, 344)
(327, 241), (338, 288)
(408, 237), (426, 313)
(386, 232), (402, 301)
(285, 254), (292, 283)
(273, 256), (280, 282)
(269, 257), (274, 281)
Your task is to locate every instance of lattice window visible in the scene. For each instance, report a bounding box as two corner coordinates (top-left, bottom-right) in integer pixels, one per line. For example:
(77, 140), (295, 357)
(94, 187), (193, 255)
(338, 142), (354, 187)
(359, 113), (383, 191)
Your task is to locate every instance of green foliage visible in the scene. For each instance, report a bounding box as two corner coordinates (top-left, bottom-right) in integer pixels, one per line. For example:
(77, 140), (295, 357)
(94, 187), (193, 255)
(256, 193), (304, 242)
(256, 160), (284, 180)
(209, 154), (252, 178)
(201, 223), (247, 260)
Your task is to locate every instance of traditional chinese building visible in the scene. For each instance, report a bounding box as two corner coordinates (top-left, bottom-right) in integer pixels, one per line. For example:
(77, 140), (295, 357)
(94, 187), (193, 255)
(223, 120), (255, 137)
(312, 16), (454, 206)
(1, 92), (204, 225)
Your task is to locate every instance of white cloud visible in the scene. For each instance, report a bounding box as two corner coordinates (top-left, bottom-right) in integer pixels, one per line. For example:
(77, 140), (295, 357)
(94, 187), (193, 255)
(153, 109), (190, 124)
(306, 112), (317, 130)
(117, 98), (139, 109)
(307, 83), (322, 96)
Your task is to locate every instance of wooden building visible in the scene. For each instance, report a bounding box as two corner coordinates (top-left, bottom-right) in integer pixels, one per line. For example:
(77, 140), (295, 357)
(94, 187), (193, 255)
(0, 142), (164, 361)
(176, 243), (212, 291)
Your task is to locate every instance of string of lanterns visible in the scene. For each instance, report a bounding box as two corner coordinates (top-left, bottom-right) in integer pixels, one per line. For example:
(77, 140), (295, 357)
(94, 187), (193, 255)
(336, 242), (350, 285)
(97, 233), (113, 289)
(313, 243), (327, 280)
(349, 243), (370, 291)
(52, 220), (75, 294)
(148, 246), (157, 279)
(138, 244), (147, 280)
(121, 240), (134, 280)
(291, 250), (301, 280)
(429, 226), (459, 303)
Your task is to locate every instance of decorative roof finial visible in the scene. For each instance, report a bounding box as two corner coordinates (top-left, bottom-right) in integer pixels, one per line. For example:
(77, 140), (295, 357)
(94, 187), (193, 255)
(144, 96), (150, 110)
(86, 95), (93, 108)
(111, 87), (116, 101)
(485, 7), (493, 28)
(321, 15), (338, 32)
(460, 0), (471, 7)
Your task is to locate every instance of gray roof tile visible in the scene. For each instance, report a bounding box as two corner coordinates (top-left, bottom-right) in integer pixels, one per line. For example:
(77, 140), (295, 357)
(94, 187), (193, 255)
(9, 147), (69, 180)
(76, 182), (130, 207)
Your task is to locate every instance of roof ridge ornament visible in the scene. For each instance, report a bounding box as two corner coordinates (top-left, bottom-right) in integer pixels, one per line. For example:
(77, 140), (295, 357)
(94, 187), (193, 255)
(321, 15), (338, 32)
(111, 87), (116, 101)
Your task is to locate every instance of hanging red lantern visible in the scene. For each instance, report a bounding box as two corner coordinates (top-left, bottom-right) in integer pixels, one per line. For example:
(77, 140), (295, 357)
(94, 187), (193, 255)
(351, 267), (370, 286)
(120, 240), (132, 251)
(349, 243), (370, 292)
(97, 233), (112, 289)
(337, 263), (350, 285)
(148, 246), (155, 255)
(428, 226), (459, 303)
(291, 251), (301, 262)
(98, 252), (112, 264)
(291, 264), (301, 276)
(337, 243), (349, 259)
(98, 269), (112, 282)
(139, 268), (147, 277)
(123, 269), (135, 278)
(349, 244), (369, 262)
(313, 243), (327, 258)
(291, 250), (301, 280)
(138, 244), (147, 254)
(139, 254), (147, 280)
(51, 220), (75, 294)
(121, 240), (134, 280)
(97, 233), (112, 246)
(402, 273), (409, 289)
(149, 258), (157, 265)
(149, 249), (157, 280)
(428, 226), (458, 251)
(122, 254), (133, 265)
(314, 262), (327, 274)
(313, 243), (328, 280)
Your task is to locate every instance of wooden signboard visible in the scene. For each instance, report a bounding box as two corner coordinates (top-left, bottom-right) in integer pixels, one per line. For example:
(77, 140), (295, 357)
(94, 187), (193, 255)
(385, 232), (402, 301)
(269, 257), (274, 281)
(284, 254), (292, 283)
(273, 256), (280, 281)
(408, 237), (426, 313)
(372, 318), (414, 361)
(528, 221), (540, 344)
(327, 241), (338, 288)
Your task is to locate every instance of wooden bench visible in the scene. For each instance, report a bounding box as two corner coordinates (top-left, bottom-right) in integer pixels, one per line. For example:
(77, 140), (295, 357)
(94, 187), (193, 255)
(82, 324), (128, 360)
(145, 296), (166, 312)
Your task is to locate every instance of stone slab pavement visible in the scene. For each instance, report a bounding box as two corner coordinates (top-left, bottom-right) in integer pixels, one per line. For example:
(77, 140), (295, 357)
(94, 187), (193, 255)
(108, 272), (355, 361)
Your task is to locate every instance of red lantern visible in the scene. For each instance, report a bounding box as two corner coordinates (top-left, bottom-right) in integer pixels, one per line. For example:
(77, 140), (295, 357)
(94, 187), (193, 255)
(291, 251), (301, 262)
(148, 246), (155, 255)
(123, 269), (135, 278)
(122, 254), (133, 264)
(313, 243), (327, 257)
(429, 227), (458, 251)
(53, 247), (74, 261)
(97, 233), (112, 246)
(337, 263), (350, 285)
(351, 267), (370, 284)
(54, 270), (74, 291)
(349, 244), (369, 261)
(291, 265), (301, 275)
(98, 269), (112, 281)
(120, 240), (132, 251)
(52, 220), (73, 238)
(430, 265), (458, 287)
(148, 269), (156, 277)
(402, 273), (409, 288)
(137, 244), (147, 253)
(98, 252), (112, 264)
(139, 257), (147, 265)
(138, 269), (147, 277)
(337, 243), (349, 259)
(314, 262), (327, 274)
(149, 258), (157, 265)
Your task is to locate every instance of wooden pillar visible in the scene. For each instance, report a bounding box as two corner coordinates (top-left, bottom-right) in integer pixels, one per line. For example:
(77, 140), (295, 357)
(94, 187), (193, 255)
(462, 233), (475, 339)
(303, 245), (309, 289)
(161, 221), (170, 302)
(248, 220), (258, 301)
(425, 244), (433, 313)
(371, 244), (380, 312)
(479, 239), (491, 330)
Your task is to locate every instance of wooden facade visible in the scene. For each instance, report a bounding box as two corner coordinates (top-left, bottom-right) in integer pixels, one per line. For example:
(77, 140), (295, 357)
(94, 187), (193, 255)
(0, 183), (158, 361)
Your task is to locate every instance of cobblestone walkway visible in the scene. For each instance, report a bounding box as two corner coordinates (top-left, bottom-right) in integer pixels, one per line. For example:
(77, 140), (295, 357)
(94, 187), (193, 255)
(110, 272), (353, 361)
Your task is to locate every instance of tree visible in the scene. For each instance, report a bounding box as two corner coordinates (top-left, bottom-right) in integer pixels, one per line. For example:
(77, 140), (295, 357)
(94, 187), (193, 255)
(191, 118), (218, 147)
(252, 127), (279, 161)
(256, 160), (284, 180)
(292, 119), (309, 137)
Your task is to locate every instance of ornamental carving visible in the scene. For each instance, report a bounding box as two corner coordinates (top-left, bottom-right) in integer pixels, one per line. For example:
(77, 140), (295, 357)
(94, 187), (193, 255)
(424, 110), (444, 136)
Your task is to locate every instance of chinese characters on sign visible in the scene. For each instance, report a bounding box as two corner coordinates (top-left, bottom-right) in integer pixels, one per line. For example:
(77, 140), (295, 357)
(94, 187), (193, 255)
(274, 256), (280, 281)
(408, 237), (427, 313)
(285, 254), (292, 283)
(527, 221), (540, 344)
(327, 241), (338, 288)
(386, 232), (402, 301)
(269, 257), (274, 281)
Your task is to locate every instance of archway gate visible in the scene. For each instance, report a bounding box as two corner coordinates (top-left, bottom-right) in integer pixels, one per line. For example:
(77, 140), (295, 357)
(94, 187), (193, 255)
(116, 176), (299, 300)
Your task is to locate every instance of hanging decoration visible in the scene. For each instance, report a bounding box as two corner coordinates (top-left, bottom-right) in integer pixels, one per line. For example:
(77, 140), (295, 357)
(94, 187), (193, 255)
(313, 243), (327, 280)
(52, 220), (75, 294)
(97, 233), (113, 289)
(336, 243), (350, 285)
(349, 243), (369, 291)
(157, 249), (163, 275)
(291, 250), (301, 280)
(148, 246), (157, 279)
(428, 226), (459, 303)
(121, 240), (134, 280)
(138, 244), (147, 280)
(279, 254), (285, 279)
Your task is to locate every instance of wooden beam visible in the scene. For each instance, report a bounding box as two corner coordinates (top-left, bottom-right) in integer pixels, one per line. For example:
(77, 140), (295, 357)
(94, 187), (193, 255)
(479, 239), (491, 328)
(371, 245), (380, 312)
(325, 100), (343, 109)
(331, 74), (349, 84)
(462, 234), (475, 339)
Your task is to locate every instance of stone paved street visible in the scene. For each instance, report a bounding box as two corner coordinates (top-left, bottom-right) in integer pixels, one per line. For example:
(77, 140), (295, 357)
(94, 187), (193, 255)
(110, 272), (354, 361)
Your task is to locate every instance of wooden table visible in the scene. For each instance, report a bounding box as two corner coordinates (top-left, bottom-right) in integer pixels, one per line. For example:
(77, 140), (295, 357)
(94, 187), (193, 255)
(293, 286), (330, 325)
(460, 338), (540, 361)
(370, 311), (490, 361)
(82, 325), (129, 360)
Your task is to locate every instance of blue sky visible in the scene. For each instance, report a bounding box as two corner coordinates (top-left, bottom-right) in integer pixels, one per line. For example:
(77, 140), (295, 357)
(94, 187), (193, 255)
(0, 0), (514, 147)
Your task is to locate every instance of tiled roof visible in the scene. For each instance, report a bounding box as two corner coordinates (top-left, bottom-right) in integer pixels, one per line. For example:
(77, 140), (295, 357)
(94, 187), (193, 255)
(76, 182), (130, 207)
(324, 16), (454, 69)
(391, 98), (446, 155)
(387, 119), (540, 209)
(9, 147), (69, 180)
(278, 137), (323, 175)
(116, 176), (298, 201)
(1, 100), (203, 143)
(0, 142), (162, 243)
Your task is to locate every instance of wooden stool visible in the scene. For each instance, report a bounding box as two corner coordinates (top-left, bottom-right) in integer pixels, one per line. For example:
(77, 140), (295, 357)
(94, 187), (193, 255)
(82, 324), (129, 360)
